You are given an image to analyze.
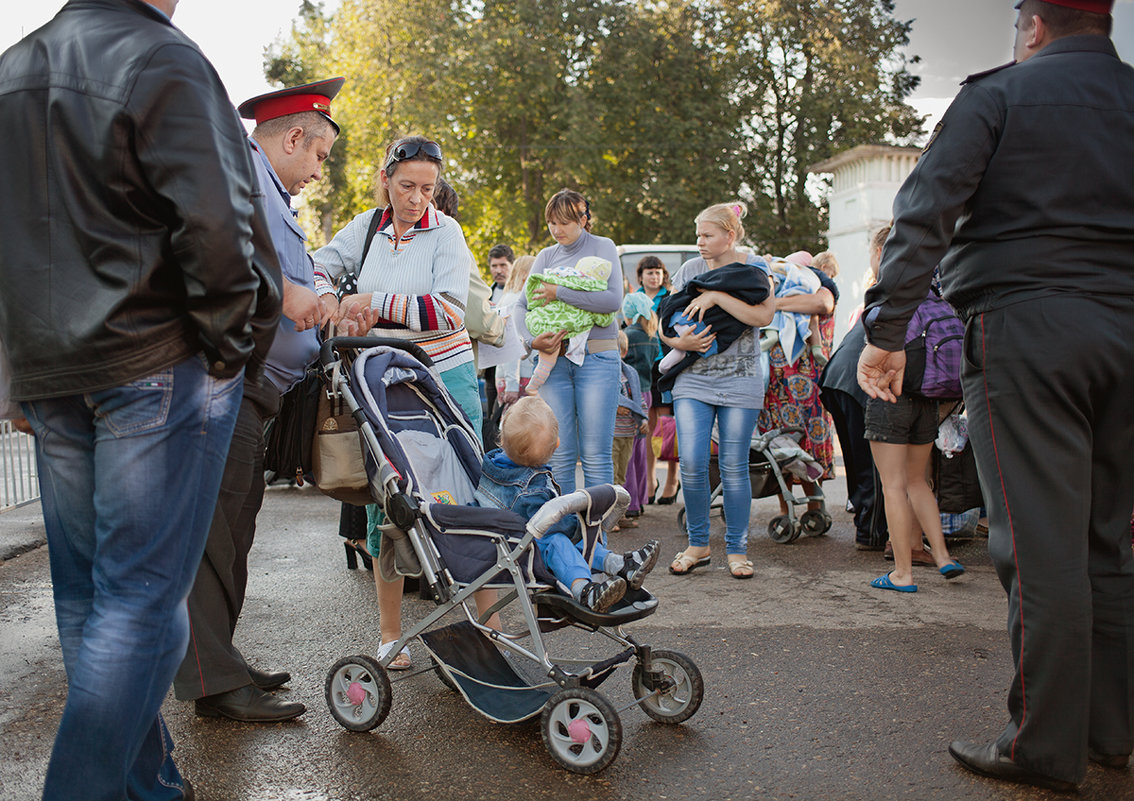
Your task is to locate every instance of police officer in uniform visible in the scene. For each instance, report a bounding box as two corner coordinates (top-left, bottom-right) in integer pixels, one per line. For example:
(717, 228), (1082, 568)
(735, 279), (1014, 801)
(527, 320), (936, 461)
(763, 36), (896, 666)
(174, 78), (346, 722)
(858, 0), (1134, 791)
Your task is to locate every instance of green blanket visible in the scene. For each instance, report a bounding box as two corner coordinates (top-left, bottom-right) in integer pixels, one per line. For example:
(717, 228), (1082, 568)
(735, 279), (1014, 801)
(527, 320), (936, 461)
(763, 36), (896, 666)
(524, 272), (614, 337)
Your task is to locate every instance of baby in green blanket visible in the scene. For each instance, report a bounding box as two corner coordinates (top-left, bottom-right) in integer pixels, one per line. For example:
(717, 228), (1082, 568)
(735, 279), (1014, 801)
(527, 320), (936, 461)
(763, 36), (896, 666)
(524, 256), (614, 395)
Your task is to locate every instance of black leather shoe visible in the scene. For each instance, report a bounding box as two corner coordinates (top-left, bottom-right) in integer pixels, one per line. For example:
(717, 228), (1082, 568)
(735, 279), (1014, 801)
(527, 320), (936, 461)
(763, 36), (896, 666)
(246, 665), (291, 691)
(181, 777), (195, 801)
(194, 684), (305, 722)
(1089, 747), (1130, 769)
(948, 740), (1077, 793)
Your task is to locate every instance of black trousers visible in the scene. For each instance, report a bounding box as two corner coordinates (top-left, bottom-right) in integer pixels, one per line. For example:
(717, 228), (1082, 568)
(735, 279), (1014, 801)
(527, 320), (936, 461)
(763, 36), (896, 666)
(174, 389), (275, 700)
(482, 365), (500, 451)
(963, 295), (1134, 782)
(821, 387), (887, 547)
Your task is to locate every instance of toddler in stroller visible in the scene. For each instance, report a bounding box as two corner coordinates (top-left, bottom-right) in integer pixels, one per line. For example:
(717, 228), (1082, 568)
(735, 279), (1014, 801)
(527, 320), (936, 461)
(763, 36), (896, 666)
(475, 397), (659, 612)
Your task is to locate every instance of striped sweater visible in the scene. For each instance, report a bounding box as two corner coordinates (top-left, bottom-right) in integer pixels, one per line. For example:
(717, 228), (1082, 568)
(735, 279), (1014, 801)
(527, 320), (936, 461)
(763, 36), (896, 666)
(313, 206), (474, 372)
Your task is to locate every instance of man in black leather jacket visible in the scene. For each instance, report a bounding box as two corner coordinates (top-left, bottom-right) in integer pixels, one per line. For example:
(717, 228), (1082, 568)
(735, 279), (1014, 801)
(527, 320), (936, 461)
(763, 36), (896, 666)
(858, 0), (1133, 791)
(0, 1), (280, 799)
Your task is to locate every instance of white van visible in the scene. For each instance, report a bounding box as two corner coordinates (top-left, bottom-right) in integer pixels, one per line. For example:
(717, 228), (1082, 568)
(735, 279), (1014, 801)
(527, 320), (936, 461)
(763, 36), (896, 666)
(617, 244), (699, 290)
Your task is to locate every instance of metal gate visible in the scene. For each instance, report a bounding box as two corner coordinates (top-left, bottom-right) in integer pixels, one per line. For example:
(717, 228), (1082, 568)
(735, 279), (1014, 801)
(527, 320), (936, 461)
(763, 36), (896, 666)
(1, 421), (38, 510)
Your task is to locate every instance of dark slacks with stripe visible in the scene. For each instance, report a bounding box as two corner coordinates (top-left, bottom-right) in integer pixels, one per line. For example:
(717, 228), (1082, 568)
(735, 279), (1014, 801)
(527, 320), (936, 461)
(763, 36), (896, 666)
(963, 295), (1134, 782)
(174, 390), (274, 700)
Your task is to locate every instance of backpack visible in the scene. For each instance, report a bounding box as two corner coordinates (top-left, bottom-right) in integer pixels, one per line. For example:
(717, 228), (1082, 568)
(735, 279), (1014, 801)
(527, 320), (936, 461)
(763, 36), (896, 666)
(903, 291), (964, 400)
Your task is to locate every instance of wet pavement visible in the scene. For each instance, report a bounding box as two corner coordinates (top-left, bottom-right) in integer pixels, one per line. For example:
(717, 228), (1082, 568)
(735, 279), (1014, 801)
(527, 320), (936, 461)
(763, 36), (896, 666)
(1, 476), (1130, 801)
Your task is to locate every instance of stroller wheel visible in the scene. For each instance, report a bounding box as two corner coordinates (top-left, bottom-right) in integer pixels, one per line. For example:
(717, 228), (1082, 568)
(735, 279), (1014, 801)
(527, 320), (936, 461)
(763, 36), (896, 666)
(800, 509), (831, 536)
(541, 687), (622, 774)
(768, 514), (801, 544)
(631, 649), (704, 724)
(325, 654), (392, 732)
(430, 655), (459, 693)
(677, 503), (725, 533)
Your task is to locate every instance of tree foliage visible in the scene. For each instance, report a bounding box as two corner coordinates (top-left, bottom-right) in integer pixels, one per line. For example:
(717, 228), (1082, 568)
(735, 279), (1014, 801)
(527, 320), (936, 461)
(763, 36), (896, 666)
(265, 0), (923, 261)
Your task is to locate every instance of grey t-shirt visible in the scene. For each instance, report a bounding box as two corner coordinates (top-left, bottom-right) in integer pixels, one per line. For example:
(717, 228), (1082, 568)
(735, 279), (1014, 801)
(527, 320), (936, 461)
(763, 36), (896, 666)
(670, 256), (769, 410)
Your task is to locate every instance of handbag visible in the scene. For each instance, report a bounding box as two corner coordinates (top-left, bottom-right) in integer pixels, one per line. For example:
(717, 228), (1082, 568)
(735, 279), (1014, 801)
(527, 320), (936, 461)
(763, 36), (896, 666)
(311, 362), (373, 505)
(263, 368), (321, 483)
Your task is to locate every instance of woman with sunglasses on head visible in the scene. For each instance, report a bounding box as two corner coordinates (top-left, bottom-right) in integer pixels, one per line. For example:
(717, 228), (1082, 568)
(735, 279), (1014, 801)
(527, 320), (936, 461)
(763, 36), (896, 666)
(514, 189), (623, 494)
(315, 135), (494, 670)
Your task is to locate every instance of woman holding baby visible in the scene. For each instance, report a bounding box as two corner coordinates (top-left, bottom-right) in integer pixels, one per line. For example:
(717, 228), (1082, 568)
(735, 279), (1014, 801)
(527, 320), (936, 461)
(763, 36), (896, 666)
(662, 202), (776, 579)
(515, 189), (623, 492)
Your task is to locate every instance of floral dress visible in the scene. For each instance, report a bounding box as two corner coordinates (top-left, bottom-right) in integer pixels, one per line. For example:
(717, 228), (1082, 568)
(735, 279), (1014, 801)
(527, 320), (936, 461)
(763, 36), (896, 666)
(757, 313), (835, 480)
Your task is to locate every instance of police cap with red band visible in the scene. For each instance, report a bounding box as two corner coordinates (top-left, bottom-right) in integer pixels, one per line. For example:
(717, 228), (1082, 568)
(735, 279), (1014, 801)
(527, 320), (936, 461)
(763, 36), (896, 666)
(1014, 0), (1114, 12)
(238, 77), (345, 134)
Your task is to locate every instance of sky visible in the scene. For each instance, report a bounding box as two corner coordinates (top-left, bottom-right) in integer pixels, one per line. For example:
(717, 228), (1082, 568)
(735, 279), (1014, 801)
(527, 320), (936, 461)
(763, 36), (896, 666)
(5, 0), (1134, 140)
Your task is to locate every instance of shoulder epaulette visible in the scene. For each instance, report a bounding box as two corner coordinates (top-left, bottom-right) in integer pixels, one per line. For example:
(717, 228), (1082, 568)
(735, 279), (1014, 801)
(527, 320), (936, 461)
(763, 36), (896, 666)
(962, 61), (1015, 85)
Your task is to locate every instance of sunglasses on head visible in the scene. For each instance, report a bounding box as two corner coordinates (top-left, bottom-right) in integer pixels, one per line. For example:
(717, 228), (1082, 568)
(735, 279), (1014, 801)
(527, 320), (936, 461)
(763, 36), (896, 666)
(389, 140), (443, 165)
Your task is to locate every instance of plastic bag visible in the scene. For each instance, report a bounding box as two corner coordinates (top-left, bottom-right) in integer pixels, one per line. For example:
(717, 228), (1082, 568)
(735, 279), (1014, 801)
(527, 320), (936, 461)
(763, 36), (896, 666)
(936, 410), (969, 457)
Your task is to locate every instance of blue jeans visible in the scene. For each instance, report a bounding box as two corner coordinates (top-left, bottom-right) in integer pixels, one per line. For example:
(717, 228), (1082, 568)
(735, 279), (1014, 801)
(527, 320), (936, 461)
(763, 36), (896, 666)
(23, 354), (243, 801)
(535, 533), (614, 588)
(673, 398), (759, 555)
(536, 349), (620, 493)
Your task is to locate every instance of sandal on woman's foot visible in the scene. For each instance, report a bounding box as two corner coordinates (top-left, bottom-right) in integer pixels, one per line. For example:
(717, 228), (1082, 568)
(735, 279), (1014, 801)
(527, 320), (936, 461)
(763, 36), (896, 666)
(669, 549), (710, 575)
(727, 558), (754, 580)
(616, 516), (639, 528)
(377, 640), (412, 670)
(939, 560), (965, 580)
(870, 573), (917, 593)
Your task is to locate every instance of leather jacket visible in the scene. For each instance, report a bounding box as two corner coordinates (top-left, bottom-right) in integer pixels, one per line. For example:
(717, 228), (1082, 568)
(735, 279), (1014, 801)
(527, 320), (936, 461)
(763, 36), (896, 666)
(0, 0), (279, 400)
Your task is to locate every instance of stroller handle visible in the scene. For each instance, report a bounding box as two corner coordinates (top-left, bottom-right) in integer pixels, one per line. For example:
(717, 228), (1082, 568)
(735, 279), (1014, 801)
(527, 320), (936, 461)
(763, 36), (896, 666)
(320, 336), (434, 368)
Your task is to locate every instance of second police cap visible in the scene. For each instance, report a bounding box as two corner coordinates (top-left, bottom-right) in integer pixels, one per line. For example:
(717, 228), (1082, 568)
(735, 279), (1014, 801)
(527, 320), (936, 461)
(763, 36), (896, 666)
(238, 77), (346, 134)
(1014, 0), (1114, 12)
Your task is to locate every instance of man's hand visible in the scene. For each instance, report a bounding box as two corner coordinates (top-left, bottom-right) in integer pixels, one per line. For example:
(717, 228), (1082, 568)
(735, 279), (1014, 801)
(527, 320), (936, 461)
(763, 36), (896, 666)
(282, 281), (322, 332)
(11, 416), (32, 435)
(856, 343), (906, 402)
(317, 293), (339, 328)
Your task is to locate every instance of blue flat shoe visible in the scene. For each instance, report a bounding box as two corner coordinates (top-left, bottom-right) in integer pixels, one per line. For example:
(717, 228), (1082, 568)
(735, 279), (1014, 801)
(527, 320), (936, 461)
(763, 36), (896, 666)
(871, 573), (917, 593)
(940, 560), (965, 580)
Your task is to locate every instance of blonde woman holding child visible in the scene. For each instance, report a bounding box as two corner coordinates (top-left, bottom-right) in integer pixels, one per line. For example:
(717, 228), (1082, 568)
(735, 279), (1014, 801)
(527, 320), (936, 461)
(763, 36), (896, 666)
(663, 202), (776, 579)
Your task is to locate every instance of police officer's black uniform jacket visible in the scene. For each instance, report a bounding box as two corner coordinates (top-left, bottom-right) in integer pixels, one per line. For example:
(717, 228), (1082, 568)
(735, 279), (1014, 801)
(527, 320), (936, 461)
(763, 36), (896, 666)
(863, 35), (1134, 348)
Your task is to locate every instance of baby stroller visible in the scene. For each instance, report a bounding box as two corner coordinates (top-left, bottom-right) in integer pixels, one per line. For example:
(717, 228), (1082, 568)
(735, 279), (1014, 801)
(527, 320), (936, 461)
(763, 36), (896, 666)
(677, 426), (832, 544)
(319, 337), (703, 774)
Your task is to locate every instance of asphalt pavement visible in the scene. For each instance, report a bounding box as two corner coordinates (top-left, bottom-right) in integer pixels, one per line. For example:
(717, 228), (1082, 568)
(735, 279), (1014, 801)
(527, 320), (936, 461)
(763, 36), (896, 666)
(1, 472), (1130, 801)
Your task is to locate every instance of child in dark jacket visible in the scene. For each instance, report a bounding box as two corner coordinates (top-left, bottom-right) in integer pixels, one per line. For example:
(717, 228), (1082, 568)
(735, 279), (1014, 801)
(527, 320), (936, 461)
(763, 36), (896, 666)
(475, 396), (658, 612)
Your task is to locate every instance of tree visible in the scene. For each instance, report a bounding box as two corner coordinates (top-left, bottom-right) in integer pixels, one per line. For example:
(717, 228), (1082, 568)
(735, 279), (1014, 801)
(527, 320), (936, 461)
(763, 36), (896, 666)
(718, 0), (923, 253)
(266, 0), (924, 260)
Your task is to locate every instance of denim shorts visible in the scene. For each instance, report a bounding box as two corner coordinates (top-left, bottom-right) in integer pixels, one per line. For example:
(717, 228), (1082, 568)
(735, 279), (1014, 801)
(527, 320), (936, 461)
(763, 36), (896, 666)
(864, 393), (938, 445)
